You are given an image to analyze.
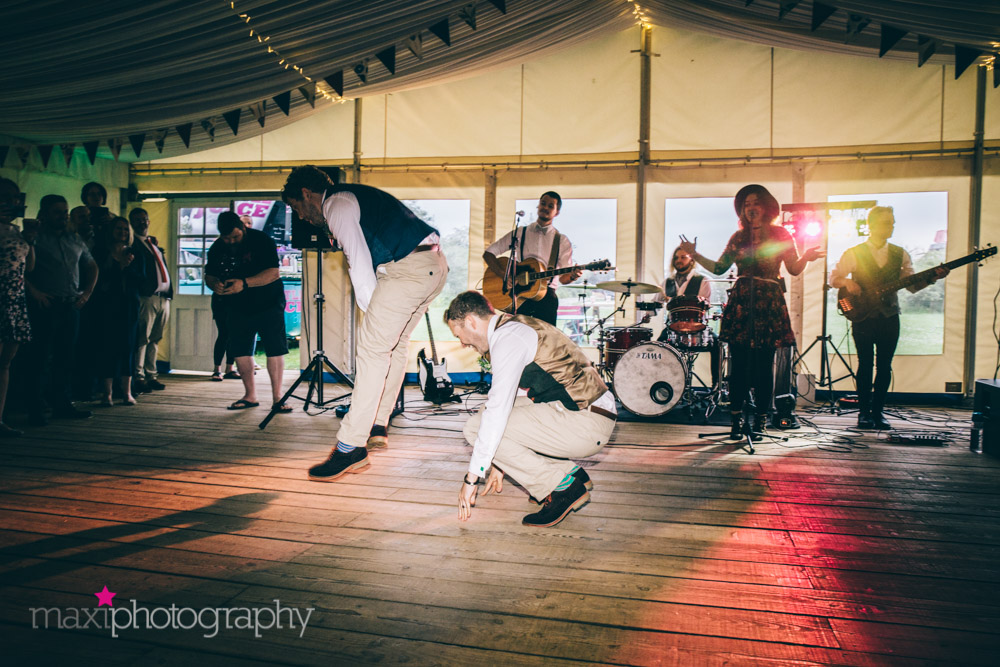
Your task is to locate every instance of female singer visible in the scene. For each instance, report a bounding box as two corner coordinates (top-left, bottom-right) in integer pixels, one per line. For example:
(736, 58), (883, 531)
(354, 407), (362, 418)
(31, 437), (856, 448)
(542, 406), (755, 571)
(680, 184), (823, 440)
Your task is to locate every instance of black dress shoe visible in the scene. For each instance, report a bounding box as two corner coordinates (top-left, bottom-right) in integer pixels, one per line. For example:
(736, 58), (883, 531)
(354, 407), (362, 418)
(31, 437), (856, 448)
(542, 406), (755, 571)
(857, 413), (876, 430)
(53, 406), (93, 420)
(366, 424), (388, 449)
(729, 413), (744, 439)
(146, 378), (166, 391)
(572, 467), (593, 492)
(522, 476), (591, 527)
(308, 447), (369, 481)
(28, 412), (48, 427)
(871, 412), (891, 430)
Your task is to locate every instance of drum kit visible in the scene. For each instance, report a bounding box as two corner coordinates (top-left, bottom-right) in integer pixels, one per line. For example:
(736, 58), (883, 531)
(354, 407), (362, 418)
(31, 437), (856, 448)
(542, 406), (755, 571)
(576, 277), (735, 420)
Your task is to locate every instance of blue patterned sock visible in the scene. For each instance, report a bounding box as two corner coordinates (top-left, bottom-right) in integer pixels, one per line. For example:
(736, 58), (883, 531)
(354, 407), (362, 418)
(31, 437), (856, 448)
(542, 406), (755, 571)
(336, 441), (356, 454)
(555, 472), (575, 492)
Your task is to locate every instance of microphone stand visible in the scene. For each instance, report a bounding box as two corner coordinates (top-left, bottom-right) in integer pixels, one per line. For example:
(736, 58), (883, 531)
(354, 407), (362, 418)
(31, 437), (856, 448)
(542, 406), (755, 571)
(503, 211), (524, 316)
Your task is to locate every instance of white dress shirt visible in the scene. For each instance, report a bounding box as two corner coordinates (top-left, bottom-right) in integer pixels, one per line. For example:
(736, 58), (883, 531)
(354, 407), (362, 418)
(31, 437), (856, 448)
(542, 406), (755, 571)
(486, 221), (574, 288)
(468, 314), (616, 477)
(135, 233), (170, 294)
(322, 190), (438, 312)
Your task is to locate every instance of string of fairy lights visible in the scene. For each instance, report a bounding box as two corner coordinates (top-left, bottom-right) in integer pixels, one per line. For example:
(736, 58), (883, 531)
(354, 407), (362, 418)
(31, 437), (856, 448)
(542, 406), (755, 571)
(229, 1), (345, 104)
(626, 0), (652, 30)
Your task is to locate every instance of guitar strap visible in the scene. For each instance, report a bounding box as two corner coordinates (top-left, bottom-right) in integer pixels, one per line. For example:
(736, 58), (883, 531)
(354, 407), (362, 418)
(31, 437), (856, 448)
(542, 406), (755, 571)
(547, 232), (562, 271)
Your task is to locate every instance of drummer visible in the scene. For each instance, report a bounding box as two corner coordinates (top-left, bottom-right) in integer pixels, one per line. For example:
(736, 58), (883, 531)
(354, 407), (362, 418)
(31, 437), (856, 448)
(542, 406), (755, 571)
(654, 245), (720, 388)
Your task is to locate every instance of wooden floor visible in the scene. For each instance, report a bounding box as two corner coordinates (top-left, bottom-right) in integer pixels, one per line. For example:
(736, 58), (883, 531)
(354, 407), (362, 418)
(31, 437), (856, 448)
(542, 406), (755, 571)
(1, 375), (998, 665)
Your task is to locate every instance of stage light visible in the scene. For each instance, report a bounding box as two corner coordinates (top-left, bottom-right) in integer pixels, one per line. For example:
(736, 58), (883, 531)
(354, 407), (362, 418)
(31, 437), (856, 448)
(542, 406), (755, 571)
(804, 221), (822, 238)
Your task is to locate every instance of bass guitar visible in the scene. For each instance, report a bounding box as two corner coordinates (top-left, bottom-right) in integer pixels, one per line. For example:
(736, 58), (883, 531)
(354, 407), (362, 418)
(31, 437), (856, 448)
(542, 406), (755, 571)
(837, 245), (996, 322)
(417, 311), (457, 404)
(482, 258), (612, 312)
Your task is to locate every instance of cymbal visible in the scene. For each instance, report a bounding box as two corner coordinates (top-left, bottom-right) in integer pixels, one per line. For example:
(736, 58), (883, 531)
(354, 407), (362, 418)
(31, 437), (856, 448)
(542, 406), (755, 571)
(595, 280), (660, 295)
(564, 284), (601, 290)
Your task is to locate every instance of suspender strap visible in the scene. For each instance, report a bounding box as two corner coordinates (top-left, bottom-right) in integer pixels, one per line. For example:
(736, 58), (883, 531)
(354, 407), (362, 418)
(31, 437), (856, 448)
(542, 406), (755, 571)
(547, 232), (561, 271)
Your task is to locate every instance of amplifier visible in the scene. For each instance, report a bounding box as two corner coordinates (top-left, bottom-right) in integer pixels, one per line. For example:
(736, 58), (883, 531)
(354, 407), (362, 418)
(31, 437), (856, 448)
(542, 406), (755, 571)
(972, 380), (1000, 456)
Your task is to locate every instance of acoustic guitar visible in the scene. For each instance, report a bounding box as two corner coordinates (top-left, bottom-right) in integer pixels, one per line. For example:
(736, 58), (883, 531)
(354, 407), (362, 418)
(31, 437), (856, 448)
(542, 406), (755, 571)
(837, 245), (996, 322)
(482, 257), (612, 312)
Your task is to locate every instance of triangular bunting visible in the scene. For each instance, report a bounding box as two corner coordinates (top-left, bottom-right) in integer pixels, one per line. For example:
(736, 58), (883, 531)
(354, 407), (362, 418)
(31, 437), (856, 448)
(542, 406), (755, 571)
(273, 90), (292, 115)
(778, 1), (801, 21)
(201, 119), (216, 141)
(107, 139), (122, 161)
(811, 2), (836, 31)
(14, 146), (31, 166)
(128, 133), (145, 158)
(353, 60), (368, 84)
(845, 14), (870, 44)
(83, 141), (99, 165)
(376, 46), (396, 75)
(487, 0), (506, 13)
(459, 4), (477, 30)
(298, 82), (317, 107)
(917, 35), (937, 67)
(406, 34), (423, 59)
(324, 71), (343, 97)
(0, 145), (9, 168)
(250, 101), (266, 128)
(879, 24), (907, 57)
(954, 45), (983, 79)
(153, 129), (168, 153)
(60, 143), (75, 167)
(429, 18), (450, 47)
(995, 62), (1000, 88)
(37, 145), (53, 167)
(175, 123), (192, 147)
(223, 109), (241, 135)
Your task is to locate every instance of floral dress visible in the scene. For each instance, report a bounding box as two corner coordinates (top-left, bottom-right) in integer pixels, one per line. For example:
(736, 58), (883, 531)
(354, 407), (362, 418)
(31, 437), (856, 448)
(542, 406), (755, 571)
(0, 223), (31, 342)
(715, 226), (797, 349)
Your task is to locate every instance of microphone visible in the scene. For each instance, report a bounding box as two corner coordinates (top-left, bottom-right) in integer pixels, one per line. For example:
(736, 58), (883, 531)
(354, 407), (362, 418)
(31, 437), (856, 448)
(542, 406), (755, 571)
(515, 210), (525, 217)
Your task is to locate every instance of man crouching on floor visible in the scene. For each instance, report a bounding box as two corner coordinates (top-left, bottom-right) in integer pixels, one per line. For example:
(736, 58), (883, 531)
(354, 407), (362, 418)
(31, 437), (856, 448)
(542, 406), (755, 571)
(445, 290), (616, 527)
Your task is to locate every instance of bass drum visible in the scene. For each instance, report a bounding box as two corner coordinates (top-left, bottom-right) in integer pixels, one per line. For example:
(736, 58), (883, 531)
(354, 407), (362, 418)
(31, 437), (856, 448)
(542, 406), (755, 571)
(612, 342), (688, 416)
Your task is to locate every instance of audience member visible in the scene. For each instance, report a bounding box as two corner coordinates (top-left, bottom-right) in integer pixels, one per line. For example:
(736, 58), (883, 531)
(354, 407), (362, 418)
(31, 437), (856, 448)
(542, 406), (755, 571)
(0, 178), (33, 436)
(129, 208), (171, 392)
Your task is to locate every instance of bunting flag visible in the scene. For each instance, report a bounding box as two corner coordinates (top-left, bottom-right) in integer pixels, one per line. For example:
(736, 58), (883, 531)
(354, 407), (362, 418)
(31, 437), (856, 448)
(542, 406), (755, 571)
(777, 1), (801, 21)
(83, 141), (99, 165)
(37, 145), (54, 167)
(324, 72), (343, 97)
(223, 109), (241, 135)
(459, 4), (477, 30)
(918, 35), (937, 67)
(811, 2), (835, 31)
(175, 123), (193, 147)
(487, 0), (506, 13)
(429, 18), (450, 47)
(200, 119), (216, 141)
(60, 143), (75, 167)
(250, 101), (266, 128)
(995, 62), (1000, 88)
(954, 45), (983, 80)
(107, 139), (122, 161)
(353, 60), (369, 84)
(879, 24), (907, 57)
(406, 34), (423, 59)
(153, 129), (168, 153)
(129, 134), (145, 158)
(0, 145), (9, 168)
(376, 47), (396, 75)
(273, 91), (291, 115)
(14, 146), (30, 166)
(298, 82), (317, 107)
(845, 14), (870, 43)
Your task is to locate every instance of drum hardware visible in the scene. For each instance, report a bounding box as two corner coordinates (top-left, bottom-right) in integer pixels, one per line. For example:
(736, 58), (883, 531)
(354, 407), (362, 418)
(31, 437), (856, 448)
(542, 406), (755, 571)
(666, 295), (709, 333)
(595, 279), (661, 295)
(635, 301), (662, 312)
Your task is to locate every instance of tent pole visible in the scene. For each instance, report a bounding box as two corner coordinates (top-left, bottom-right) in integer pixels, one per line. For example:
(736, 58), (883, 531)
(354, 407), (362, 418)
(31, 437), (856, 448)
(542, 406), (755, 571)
(963, 65), (986, 398)
(635, 25), (652, 284)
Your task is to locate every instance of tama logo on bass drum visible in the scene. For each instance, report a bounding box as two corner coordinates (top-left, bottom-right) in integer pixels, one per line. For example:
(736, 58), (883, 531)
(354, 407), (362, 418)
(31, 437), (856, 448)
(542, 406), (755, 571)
(637, 351), (662, 360)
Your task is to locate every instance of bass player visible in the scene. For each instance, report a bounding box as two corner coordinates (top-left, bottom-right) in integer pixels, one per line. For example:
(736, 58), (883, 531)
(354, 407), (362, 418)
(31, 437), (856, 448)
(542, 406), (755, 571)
(483, 192), (581, 325)
(830, 205), (947, 430)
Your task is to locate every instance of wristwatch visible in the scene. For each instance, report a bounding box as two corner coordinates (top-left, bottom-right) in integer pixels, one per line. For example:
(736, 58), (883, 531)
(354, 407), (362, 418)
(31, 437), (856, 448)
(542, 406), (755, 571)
(463, 473), (480, 486)
(241, 278), (249, 291)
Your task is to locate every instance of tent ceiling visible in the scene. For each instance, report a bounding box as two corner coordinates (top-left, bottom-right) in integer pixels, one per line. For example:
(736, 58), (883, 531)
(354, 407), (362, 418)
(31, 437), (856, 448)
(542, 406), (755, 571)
(2, 0), (997, 162)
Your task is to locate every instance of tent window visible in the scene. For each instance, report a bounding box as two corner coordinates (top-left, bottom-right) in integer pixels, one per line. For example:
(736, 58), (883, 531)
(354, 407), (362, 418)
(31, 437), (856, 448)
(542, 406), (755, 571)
(828, 192), (948, 356)
(403, 199), (471, 342)
(514, 198), (617, 347)
(177, 207), (227, 295)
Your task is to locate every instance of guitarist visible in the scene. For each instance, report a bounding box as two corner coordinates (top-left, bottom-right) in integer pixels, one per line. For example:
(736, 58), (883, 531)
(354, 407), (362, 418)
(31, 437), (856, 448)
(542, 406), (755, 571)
(830, 206), (947, 430)
(482, 192), (581, 325)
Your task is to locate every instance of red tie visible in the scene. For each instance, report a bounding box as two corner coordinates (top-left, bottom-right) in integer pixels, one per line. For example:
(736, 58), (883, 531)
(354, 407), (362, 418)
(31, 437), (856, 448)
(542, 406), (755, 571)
(147, 239), (168, 283)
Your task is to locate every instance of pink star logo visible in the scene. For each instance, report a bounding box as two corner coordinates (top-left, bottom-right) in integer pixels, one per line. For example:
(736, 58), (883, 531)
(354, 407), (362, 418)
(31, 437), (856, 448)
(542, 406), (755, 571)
(94, 586), (116, 607)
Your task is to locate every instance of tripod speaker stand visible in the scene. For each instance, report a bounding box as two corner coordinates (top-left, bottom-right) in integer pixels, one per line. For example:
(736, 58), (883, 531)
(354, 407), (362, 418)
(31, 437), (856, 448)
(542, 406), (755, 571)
(259, 247), (354, 430)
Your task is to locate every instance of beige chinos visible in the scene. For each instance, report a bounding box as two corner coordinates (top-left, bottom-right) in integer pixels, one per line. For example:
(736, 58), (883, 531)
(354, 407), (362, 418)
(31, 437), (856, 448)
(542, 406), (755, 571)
(336, 249), (448, 448)
(463, 396), (616, 500)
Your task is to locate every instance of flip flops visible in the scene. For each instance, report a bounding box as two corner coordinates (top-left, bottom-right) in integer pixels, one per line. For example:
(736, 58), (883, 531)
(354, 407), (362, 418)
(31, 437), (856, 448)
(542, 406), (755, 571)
(227, 399), (259, 410)
(272, 403), (293, 413)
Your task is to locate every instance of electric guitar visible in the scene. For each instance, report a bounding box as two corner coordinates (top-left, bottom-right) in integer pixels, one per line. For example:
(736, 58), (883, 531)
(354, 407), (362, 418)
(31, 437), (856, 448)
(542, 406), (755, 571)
(417, 312), (456, 404)
(482, 258), (612, 312)
(837, 245), (996, 322)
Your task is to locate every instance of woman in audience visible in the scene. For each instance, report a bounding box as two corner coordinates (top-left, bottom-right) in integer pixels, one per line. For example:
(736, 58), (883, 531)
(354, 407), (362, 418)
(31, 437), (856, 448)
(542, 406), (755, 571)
(0, 178), (34, 436)
(91, 216), (142, 405)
